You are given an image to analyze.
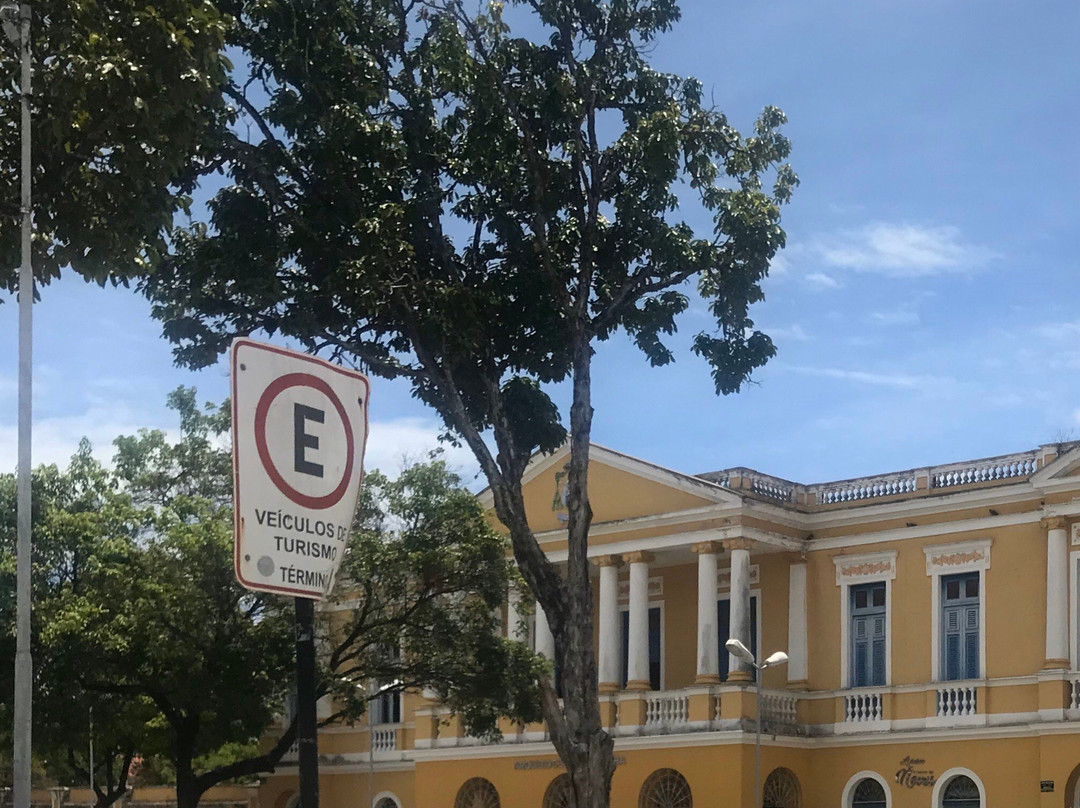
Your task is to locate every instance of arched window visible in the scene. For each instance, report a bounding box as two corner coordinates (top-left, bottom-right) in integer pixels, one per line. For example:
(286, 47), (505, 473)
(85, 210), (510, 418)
(638, 768), (693, 808)
(762, 768), (801, 808)
(542, 774), (573, 808)
(454, 778), (500, 808)
(374, 800), (398, 808)
(851, 778), (886, 808)
(941, 775), (981, 808)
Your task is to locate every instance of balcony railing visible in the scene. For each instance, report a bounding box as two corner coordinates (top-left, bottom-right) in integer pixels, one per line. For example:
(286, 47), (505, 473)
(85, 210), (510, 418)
(843, 691), (884, 723)
(936, 685), (977, 718)
(1070, 678), (1080, 711)
(371, 727), (398, 755)
(760, 693), (798, 734)
(644, 691), (689, 729)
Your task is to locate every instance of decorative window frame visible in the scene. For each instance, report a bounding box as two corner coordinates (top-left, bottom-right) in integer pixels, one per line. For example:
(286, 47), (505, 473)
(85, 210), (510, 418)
(841, 770), (892, 808)
(617, 600), (666, 690)
(931, 767), (986, 808)
(925, 539), (991, 683)
(834, 551), (896, 689)
(1071, 549), (1080, 671)
(718, 564), (760, 590)
(618, 575), (663, 602)
(372, 793), (403, 808)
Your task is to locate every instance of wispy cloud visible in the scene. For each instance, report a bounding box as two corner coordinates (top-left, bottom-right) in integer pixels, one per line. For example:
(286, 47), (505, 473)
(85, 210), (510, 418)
(765, 323), (811, 342)
(866, 309), (920, 326)
(787, 365), (954, 389)
(814, 222), (998, 277)
(805, 272), (840, 290)
(364, 418), (481, 481)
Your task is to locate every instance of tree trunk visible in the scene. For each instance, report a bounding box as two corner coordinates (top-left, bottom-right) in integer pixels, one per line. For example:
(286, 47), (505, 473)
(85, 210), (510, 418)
(487, 331), (613, 808)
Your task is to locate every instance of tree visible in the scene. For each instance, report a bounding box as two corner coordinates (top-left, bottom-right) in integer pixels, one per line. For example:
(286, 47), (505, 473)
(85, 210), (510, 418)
(0, 442), (150, 806)
(0, 1), (230, 292)
(15, 391), (538, 808)
(144, 1), (795, 804)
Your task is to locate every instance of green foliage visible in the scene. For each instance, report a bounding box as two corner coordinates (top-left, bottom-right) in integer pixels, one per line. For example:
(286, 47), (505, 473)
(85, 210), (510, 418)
(3, 390), (538, 801)
(0, 1), (231, 291)
(146, 0), (796, 449)
(328, 460), (544, 738)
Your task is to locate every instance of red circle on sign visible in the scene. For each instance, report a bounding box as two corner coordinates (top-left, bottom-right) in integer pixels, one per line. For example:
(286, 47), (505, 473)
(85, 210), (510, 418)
(253, 373), (355, 510)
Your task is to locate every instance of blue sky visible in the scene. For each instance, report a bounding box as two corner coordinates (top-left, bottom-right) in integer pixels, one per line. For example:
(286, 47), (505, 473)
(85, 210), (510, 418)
(1, 0), (1078, 485)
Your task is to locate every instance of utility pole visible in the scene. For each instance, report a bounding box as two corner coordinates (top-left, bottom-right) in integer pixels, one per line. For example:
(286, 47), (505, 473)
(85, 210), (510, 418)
(4, 4), (33, 808)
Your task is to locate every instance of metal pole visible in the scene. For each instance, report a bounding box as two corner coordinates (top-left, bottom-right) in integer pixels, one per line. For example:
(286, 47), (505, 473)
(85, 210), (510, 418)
(754, 664), (761, 808)
(294, 598), (319, 808)
(367, 696), (373, 808)
(89, 707), (94, 792)
(13, 4), (33, 808)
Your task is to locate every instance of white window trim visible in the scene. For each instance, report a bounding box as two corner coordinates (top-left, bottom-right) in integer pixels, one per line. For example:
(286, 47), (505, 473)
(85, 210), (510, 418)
(1071, 550), (1080, 671)
(834, 551), (896, 689)
(925, 539), (991, 683)
(931, 767), (986, 807)
(841, 770), (892, 808)
(617, 600), (665, 690)
(717, 587), (763, 676)
(372, 792), (402, 808)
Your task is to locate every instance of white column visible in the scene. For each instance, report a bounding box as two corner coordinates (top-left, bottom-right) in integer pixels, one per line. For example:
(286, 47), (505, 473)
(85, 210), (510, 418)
(596, 555), (622, 691)
(1044, 517), (1069, 667)
(693, 542), (720, 684)
(787, 559), (808, 684)
(535, 600), (555, 661)
(724, 539), (753, 682)
(625, 551), (653, 690)
(507, 584), (529, 643)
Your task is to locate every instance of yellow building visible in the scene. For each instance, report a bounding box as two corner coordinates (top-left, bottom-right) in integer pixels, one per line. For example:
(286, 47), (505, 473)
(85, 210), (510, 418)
(260, 441), (1080, 808)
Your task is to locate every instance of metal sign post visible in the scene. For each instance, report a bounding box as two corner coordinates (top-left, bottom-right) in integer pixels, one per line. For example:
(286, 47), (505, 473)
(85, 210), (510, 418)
(231, 338), (370, 808)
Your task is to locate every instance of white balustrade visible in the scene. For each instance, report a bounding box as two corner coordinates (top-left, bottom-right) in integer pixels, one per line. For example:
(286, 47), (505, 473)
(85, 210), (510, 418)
(817, 474), (917, 504)
(1070, 678), (1080, 711)
(644, 692), (690, 728)
(936, 685), (977, 717)
(371, 727), (398, 754)
(760, 693), (798, 733)
(931, 452), (1037, 488)
(843, 692), (883, 723)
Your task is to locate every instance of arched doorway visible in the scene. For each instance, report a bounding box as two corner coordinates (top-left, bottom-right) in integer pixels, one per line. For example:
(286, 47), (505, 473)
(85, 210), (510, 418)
(762, 767), (801, 808)
(454, 778), (500, 808)
(542, 774), (573, 808)
(638, 768), (693, 808)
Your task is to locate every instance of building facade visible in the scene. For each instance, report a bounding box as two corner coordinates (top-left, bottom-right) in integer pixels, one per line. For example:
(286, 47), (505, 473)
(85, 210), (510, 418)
(260, 441), (1080, 808)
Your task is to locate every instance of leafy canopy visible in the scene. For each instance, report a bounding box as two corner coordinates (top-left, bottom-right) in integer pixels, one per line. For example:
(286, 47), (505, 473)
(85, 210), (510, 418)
(0, 1), (230, 291)
(148, 0), (796, 457)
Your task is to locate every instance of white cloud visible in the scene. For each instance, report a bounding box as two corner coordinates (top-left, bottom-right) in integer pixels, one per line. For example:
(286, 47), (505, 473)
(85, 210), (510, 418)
(866, 309), (920, 326)
(805, 272), (840, 290)
(787, 365), (953, 389)
(765, 323), (810, 342)
(815, 222), (998, 277)
(0, 404), (174, 472)
(363, 417), (481, 481)
(769, 252), (791, 277)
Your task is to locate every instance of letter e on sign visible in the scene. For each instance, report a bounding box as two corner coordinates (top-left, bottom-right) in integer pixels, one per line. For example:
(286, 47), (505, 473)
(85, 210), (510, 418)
(231, 338), (370, 598)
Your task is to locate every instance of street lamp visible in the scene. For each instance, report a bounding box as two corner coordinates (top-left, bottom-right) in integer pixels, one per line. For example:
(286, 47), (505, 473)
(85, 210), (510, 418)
(726, 639), (788, 808)
(3, 5), (33, 808)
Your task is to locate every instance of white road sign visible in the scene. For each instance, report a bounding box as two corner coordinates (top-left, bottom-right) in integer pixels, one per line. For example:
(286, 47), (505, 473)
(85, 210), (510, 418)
(231, 338), (370, 599)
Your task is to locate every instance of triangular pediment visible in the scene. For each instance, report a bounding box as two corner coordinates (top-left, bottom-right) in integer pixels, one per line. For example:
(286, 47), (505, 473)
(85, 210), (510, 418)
(1030, 444), (1080, 488)
(478, 442), (740, 534)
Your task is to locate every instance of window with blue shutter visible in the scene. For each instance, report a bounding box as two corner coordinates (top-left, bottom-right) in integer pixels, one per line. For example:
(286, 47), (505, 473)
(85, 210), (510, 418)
(850, 582), (886, 687)
(942, 572), (980, 680)
(717, 596), (758, 681)
(619, 606), (663, 690)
